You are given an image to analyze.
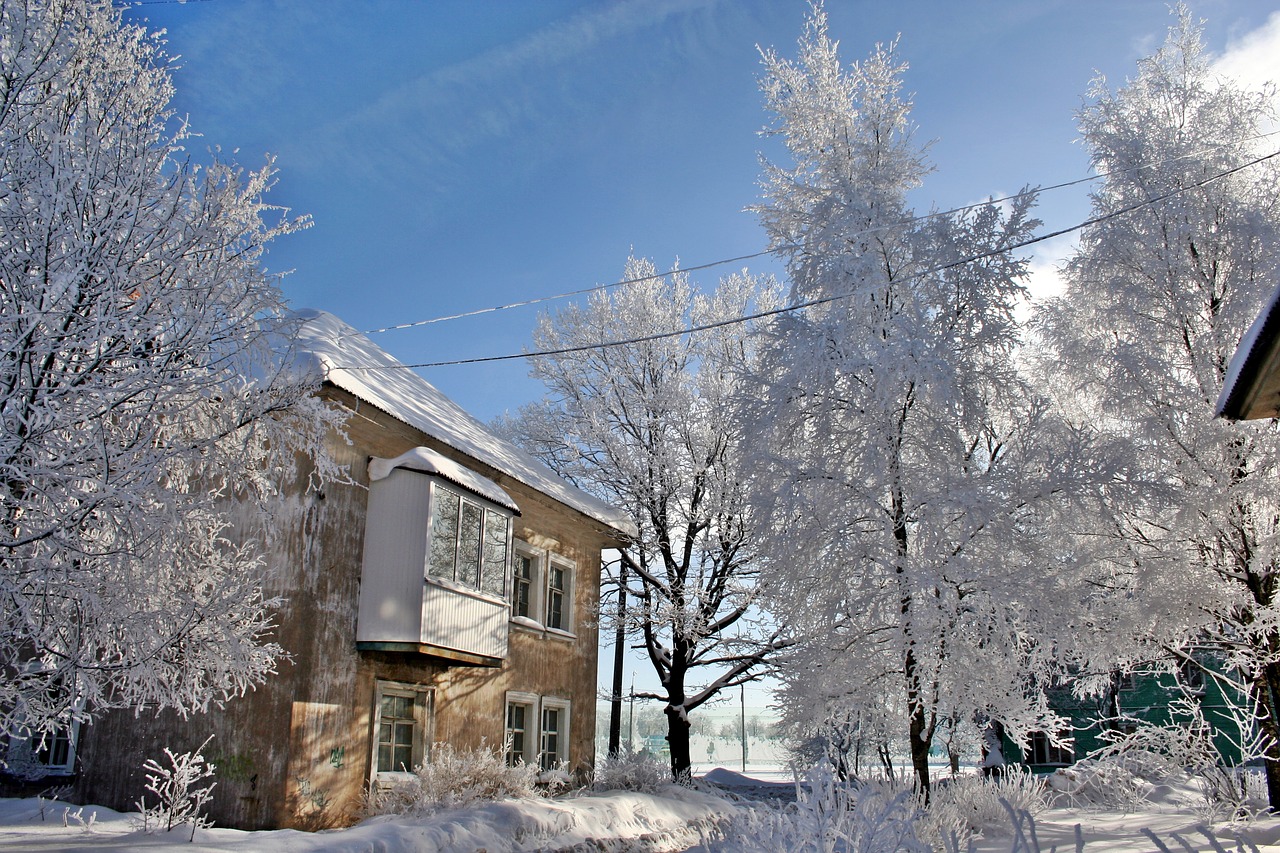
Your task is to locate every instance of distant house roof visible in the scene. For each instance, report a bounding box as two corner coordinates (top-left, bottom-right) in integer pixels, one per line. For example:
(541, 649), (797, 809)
(1217, 281), (1280, 420)
(292, 309), (637, 539)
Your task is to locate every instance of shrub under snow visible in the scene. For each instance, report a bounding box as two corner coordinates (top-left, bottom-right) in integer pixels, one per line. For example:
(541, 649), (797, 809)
(709, 765), (1054, 852)
(363, 742), (543, 817)
(592, 748), (673, 793)
(133, 738), (217, 841)
(711, 766), (929, 853)
(918, 769), (1048, 848)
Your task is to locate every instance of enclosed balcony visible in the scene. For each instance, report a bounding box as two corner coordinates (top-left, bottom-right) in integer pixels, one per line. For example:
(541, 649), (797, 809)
(356, 447), (517, 666)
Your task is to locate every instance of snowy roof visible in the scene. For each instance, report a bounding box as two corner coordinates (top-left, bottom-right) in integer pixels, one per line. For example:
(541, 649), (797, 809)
(369, 447), (519, 514)
(292, 309), (636, 538)
(1217, 279), (1280, 420)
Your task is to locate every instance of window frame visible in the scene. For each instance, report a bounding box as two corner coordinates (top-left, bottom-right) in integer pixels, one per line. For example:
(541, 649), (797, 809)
(507, 546), (576, 639)
(544, 556), (575, 635)
(504, 691), (540, 766)
(426, 481), (512, 602)
(1026, 730), (1074, 767)
(6, 717), (80, 778)
(510, 545), (540, 624)
(370, 680), (434, 784)
(539, 696), (571, 771)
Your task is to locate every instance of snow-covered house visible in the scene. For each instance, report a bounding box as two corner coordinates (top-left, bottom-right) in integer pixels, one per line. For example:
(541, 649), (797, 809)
(59, 310), (636, 830)
(1006, 657), (1249, 773)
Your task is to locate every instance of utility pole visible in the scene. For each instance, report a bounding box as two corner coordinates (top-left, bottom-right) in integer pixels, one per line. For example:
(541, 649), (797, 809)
(740, 682), (747, 772)
(628, 671), (636, 752)
(607, 558), (627, 756)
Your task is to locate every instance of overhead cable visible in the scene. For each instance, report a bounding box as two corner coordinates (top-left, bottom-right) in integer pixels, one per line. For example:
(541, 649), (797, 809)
(355, 129), (1280, 338)
(330, 147), (1280, 372)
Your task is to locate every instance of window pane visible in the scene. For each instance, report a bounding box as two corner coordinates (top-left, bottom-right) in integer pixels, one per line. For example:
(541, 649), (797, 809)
(456, 500), (482, 588)
(481, 513), (509, 597)
(382, 694), (413, 719)
(506, 702), (530, 766)
(512, 553), (532, 618)
(547, 566), (566, 630)
(377, 691), (419, 773)
(33, 728), (71, 768)
(392, 721), (414, 771)
(428, 487), (460, 580)
(540, 707), (561, 770)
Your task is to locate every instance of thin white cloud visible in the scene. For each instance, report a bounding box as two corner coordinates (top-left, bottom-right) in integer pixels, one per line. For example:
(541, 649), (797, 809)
(304, 0), (718, 184)
(1026, 239), (1074, 301)
(1213, 9), (1280, 99)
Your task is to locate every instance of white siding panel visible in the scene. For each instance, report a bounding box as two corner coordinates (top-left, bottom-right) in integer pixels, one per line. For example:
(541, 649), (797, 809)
(356, 468), (431, 642)
(421, 584), (509, 659)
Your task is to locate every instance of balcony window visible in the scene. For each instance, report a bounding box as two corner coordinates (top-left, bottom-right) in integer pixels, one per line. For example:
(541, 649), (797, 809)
(357, 448), (519, 664)
(428, 482), (510, 598)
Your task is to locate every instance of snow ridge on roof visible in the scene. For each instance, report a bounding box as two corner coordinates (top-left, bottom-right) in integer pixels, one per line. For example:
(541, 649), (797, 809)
(369, 447), (520, 514)
(293, 309), (637, 538)
(1217, 278), (1280, 419)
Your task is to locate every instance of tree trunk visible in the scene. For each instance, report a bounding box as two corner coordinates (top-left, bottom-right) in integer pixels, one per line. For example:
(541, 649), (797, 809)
(980, 717), (1006, 778)
(1253, 661), (1280, 812)
(908, 691), (932, 800)
(666, 705), (693, 783)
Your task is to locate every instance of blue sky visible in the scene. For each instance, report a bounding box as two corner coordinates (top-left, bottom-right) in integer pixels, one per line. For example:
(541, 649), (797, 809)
(123, 0), (1279, 428)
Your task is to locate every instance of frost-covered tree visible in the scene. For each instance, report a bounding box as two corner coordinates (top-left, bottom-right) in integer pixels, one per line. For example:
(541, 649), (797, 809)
(742, 6), (1094, 796)
(0, 0), (344, 750)
(1035, 7), (1280, 808)
(502, 257), (786, 781)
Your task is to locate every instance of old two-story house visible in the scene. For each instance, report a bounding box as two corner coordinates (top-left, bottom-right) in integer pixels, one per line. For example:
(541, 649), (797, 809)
(34, 309), (635, 830)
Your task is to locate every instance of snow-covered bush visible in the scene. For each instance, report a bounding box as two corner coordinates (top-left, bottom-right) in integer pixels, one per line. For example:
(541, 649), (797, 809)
(592, 748), (671, 793)
(133, 738), (217, 841)
(363, 742), (542, 817)
(1058, 702), (1271, 819)
(918, 770), (1047, 847)
(1047, 757), (1151, 810)
(713, 765), (930, 853)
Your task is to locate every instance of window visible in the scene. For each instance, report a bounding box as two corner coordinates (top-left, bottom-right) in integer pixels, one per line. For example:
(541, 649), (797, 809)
(540, 700), (569, 770)
(428, 482), (511, 598)
(508, 547), (574, 636)
(505, 692), (538, 765)
(504, 693), (569, 770)
(1178, 657), (1207, 694)
(544, 558), (574, 633)
(512, 552), (534, 619)
(546, 563), (568, 631)
(371, 681), (432, 781)
(1027, 730), (1074, 766)
(34, 725), (75, 772)
(6, 719), (79, 777)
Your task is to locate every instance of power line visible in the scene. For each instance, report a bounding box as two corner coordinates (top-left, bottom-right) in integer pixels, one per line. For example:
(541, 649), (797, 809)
(331, 147), (1279, 372)
(355, 130), (1280, 338)
(356, 249), (780, 336)
(116, 0), (216, 6)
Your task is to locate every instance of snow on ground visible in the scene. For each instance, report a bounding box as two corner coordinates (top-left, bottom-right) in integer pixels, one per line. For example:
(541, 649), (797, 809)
(971, 772), (1280, 853)
(4, 772), (1280, 852)
(0, 787), (729, 853)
